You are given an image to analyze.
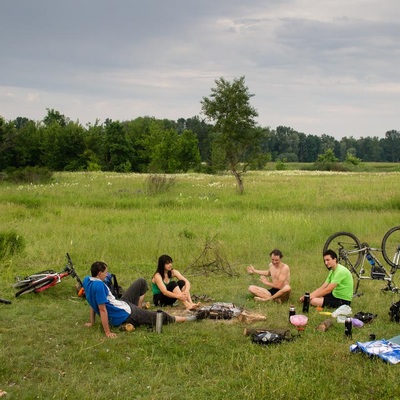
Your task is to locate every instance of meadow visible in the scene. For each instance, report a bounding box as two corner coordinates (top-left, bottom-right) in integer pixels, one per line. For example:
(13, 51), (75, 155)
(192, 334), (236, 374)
(0, 170), (400, 399)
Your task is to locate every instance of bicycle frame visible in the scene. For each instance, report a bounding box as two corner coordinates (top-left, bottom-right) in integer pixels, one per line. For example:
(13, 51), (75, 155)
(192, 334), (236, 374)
(13, 253), (82, 297)
(349, 244), (398, 297)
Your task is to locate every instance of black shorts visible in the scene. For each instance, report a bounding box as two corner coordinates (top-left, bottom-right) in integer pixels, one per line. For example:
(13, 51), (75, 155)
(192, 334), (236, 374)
(322, 293), (351, 308)
(268, 288), (280, 296)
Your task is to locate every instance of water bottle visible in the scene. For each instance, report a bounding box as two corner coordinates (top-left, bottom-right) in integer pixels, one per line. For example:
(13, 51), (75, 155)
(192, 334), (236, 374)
(302, 292), (310, 313)
(345, 317), (352, 338)
(289, 305), (296, 322)
(366, 253), (375, 266)
(155, 309), (163, 333)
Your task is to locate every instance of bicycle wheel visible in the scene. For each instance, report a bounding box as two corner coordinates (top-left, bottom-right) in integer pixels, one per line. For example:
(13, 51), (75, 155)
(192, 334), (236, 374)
(382, 226), (400, 269)
(323, 231), (363, 270)
(15, 277), (55, 297)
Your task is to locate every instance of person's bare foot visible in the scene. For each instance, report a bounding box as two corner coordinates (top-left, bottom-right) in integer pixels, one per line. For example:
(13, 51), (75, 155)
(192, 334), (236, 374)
(187, 302), (201, 311)
(254, 296), (270, 302)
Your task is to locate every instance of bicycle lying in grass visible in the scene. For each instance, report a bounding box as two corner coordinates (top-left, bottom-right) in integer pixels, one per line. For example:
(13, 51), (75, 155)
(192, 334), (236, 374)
(323, 226), (400, 297)
(13, 253), (83, 297)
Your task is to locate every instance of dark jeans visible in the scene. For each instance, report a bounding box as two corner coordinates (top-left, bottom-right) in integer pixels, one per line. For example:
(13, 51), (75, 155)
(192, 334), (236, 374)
(153, 279), (185, 307)
(121, 278), (175, 326)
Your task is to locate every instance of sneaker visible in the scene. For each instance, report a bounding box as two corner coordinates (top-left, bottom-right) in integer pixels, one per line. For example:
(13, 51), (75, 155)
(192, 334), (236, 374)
(185, 315), (197, 322)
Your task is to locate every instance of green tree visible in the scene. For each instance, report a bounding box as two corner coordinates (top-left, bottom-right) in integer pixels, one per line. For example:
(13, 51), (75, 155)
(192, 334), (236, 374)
(201, 76), (261, 193)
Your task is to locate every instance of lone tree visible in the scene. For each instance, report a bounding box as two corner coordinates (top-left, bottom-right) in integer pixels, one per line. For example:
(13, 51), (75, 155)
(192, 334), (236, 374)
(201, 76), (262, 193)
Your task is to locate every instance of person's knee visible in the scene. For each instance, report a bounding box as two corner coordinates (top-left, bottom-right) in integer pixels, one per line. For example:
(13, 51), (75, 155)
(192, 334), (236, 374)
(248, 285), (256, 293)
(136, 277), (148, 294)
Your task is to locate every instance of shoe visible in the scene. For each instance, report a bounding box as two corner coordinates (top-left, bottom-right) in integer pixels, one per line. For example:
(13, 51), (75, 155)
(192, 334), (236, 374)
(186, 315), (197, 322)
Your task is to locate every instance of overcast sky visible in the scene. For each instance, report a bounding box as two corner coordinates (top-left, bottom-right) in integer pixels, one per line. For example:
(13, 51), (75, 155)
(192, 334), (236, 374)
(1, 0), (399, 139)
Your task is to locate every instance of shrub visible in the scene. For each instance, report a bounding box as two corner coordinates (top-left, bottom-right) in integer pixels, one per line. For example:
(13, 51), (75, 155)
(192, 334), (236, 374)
(145, 174), (176, 195)
(3, 166), (54, 184)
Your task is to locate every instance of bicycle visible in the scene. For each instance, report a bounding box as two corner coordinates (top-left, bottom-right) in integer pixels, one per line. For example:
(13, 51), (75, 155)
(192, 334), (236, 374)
(323, 226), (400, 297)
(13, 253), (83, 297)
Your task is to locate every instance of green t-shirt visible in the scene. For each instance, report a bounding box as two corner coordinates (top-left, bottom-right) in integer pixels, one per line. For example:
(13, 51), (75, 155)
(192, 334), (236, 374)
(325, 263), (353, 301)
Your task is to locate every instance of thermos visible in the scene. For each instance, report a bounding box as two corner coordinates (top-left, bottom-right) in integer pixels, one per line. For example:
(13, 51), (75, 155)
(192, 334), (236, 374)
(289, 305), (296, 322)
(156, 309), (163, 333)
(302, 292), (310, 313)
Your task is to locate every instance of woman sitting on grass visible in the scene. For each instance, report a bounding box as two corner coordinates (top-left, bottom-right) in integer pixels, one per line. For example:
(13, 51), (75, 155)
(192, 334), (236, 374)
(152, 254), (200, 310)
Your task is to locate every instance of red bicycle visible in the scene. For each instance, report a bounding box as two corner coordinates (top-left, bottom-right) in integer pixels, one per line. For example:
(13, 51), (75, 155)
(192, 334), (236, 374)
(13, 253), (82, 297)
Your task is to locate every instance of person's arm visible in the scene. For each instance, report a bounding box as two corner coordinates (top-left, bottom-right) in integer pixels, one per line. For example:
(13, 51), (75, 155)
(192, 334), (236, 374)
(310, 282), (337, 299)
(246, 265), (271, 276)
(84, 307), (96, 327)
(153, 273), (188, 301)
(98, 303), (116, 338)
(261, 265), (289, 289)
(172, 269), (191, 293)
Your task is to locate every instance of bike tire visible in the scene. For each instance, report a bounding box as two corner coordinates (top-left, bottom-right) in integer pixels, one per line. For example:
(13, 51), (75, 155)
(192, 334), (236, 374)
(15, 277), (55, 298)
(323, 231), (363, 270)
(382, 226), (400, 269)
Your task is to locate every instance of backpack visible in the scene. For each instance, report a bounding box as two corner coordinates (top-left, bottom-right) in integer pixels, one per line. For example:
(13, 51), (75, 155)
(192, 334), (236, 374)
(104, 273), (124, 299)
(251, 329), (293, 345)
(389, 301), (400, 323)
(354, 311), (377, 323)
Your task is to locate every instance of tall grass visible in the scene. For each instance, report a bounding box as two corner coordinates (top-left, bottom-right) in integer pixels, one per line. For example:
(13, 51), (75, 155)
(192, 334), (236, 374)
(0, 170), (400, 399)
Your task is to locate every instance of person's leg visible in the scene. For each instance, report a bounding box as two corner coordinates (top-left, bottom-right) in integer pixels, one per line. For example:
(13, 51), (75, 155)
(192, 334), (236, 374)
(121, 278), (148, 306)
(269, 285), (292, 303)
(249, 285), (273, 301)
(126, 305), (196, 326)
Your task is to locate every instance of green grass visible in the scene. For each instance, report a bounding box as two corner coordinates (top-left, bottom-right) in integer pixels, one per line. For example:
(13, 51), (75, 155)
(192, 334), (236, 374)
(1, 170), (400, 399)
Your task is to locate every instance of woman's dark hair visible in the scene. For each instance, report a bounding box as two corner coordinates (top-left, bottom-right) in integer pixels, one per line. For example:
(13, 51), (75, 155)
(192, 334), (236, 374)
(154, 254), (173, 278)
(91, 261), (107, 277)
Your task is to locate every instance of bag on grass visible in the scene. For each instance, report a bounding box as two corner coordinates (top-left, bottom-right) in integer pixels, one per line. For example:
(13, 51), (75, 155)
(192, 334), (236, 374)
(389, 301), (400, 323)
(251, 329), (293, 345)
(354, 311), (377, 323)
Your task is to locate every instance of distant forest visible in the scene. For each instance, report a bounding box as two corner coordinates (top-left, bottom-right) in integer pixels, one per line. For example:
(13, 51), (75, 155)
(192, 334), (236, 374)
(1, 109), (399, 173)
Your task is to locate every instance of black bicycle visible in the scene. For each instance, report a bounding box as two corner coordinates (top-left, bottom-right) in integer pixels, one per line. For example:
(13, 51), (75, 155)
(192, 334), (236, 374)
(13, 253), (83, 297)
(323, 226), (400, 296)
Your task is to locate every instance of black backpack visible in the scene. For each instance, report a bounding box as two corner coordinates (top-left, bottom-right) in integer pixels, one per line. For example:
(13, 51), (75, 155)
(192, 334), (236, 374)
(105, 273), (124, 299)
(389, 301), (400, 323)
(251, 329), (294, 345)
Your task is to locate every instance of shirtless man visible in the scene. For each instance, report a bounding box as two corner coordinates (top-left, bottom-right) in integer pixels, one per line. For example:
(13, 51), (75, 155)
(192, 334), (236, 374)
(246, 249), (291, 303)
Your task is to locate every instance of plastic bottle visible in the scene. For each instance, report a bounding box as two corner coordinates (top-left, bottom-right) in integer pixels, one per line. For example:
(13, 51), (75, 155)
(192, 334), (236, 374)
(344, 317), (352, 338)
(155, 309), (163, 333)
(289, 305), (296, 322)
(366, 253), (375, 266)
(302, 292), (310, 313)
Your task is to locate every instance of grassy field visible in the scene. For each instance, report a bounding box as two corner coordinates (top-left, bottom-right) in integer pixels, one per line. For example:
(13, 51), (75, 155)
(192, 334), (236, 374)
(1, 170), (400, 399)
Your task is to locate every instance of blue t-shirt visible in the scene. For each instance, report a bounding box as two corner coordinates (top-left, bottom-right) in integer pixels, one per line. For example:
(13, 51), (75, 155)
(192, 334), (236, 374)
(82, 276), (130, 327)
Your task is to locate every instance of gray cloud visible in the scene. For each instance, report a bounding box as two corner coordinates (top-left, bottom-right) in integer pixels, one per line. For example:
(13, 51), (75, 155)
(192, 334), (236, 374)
(1, 0), (399, 138)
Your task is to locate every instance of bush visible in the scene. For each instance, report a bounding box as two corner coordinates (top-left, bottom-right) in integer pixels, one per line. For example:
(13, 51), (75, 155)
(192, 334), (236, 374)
(0, 231), (25, 260)
(145, 174), (176, 195)
(3, 166), (54, 184)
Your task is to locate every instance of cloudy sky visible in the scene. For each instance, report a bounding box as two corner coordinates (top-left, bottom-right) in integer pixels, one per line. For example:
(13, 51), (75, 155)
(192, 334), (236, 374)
(1, 0), (399, 139)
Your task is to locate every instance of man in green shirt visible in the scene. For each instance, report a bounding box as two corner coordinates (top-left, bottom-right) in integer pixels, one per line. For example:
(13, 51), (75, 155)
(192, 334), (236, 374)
(300, 249), (353, 308)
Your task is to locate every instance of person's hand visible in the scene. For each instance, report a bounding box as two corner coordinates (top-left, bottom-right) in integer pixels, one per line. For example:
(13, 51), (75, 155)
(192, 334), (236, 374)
(105, 332), (117, 338)
(246, 265), (255, 274)
(84, 322), (93, 328)
(178, 292), (189, 301)
(260, 276), (269, 285)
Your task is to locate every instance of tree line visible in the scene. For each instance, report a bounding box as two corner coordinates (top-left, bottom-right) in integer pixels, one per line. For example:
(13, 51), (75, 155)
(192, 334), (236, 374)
(1, 85), (399, 175)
